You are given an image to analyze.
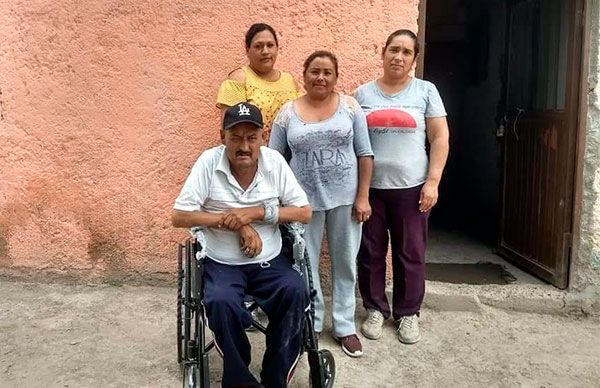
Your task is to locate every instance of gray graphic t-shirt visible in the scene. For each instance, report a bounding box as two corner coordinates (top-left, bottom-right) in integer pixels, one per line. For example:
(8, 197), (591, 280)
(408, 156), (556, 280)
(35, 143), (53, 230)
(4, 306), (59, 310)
(269, 94), (373, 211)
(354, 78), (446, 189)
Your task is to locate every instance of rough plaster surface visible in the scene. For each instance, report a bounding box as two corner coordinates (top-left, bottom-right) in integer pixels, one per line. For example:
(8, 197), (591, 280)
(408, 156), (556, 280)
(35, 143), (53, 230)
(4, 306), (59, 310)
(0, 1), (419, 280)
(572, 0), (600, 291)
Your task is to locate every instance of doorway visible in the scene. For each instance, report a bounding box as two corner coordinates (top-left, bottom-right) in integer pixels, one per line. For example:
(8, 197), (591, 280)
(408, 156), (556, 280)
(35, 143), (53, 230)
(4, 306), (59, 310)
(422, 0), (585, 288)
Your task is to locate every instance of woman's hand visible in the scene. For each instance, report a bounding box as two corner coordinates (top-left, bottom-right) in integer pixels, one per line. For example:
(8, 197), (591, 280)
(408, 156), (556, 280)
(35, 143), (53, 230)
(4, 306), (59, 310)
(419, 179), (439, 213)
(352, 196), (372, 223)
(239, 225), (263, 258)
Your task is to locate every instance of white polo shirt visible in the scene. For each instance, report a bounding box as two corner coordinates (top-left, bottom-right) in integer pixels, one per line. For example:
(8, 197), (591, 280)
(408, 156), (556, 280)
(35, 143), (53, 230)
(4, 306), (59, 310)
(174, 145), (309, 265)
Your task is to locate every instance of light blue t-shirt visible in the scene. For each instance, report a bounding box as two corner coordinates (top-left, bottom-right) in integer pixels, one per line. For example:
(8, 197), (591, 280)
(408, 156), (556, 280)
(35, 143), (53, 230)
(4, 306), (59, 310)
(269, 94), (374, 211)
(354, 78), (446, 189)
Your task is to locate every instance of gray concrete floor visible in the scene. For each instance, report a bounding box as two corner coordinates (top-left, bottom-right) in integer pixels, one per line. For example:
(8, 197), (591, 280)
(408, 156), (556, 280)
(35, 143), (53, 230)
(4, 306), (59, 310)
(1, 279), (598, 387)
(426, 227), (546, 286)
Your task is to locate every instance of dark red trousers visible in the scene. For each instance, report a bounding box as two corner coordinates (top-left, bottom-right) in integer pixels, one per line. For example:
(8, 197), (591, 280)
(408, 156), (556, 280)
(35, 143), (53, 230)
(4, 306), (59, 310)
(357, 185), (429, 320)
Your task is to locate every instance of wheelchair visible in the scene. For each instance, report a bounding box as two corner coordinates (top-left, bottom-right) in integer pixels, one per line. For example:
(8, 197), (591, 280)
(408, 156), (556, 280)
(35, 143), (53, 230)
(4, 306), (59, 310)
(176, 223), (336, 388)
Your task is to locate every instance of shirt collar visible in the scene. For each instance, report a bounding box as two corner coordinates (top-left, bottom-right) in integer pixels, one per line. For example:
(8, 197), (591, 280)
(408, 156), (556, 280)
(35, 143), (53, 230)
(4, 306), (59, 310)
(258, 146), (273, 173)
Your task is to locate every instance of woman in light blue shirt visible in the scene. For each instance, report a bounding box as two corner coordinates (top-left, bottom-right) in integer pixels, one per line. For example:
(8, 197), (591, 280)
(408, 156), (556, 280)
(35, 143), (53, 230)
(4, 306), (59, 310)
(355, 30), (449, 345)
(269, 50), (373, 358)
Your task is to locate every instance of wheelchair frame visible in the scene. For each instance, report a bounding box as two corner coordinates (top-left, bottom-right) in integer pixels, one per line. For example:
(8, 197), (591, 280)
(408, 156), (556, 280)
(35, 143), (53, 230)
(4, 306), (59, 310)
(176, 223), (335, 388)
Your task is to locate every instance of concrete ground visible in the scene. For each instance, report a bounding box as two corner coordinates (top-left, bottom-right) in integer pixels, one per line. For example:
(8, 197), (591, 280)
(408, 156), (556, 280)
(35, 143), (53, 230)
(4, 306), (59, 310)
(1, 279), (599, 388)
(423, 228), (600, 316)
(426, 227), (543, 285)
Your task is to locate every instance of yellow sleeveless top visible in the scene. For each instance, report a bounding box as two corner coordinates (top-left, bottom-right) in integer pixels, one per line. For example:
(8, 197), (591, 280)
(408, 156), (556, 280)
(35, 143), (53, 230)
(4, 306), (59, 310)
(216, 66), (300, 133)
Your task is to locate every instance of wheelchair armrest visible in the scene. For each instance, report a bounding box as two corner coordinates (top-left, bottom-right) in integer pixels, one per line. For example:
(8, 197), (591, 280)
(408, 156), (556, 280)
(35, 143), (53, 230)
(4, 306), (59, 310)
(285, 222), (305, 238)
(283, 222), (306, 263)
(189, 227), (207, 260)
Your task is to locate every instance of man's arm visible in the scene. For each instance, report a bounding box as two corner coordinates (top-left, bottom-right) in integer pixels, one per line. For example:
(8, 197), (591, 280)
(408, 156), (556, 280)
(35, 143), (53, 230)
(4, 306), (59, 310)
(171, 209), (222, 229)
(172, 207), (265, 231)
(219, 204), (312, 228)
(278, 205), (312, 224)
(172, 204), (311, 230)
(237, 204), (311, 257)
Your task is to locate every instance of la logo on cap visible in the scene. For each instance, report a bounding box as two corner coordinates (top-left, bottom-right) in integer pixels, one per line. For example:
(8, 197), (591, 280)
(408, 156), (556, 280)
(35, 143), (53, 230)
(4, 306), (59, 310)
(238, 104), (251, 116)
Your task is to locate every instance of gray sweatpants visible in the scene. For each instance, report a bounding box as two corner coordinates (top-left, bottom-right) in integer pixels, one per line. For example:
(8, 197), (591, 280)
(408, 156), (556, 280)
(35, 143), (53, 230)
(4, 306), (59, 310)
(304, 204), (362, 337)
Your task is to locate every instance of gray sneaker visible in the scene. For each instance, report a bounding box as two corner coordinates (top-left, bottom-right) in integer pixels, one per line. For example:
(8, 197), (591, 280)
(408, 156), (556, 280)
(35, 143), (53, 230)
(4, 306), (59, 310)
(397, 314), (421, 344)
(361, 309), (384, 340)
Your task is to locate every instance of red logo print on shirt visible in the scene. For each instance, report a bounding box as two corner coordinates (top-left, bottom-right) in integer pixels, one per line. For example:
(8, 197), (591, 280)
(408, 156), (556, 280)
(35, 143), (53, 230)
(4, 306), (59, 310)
(366, 109), (417, 130)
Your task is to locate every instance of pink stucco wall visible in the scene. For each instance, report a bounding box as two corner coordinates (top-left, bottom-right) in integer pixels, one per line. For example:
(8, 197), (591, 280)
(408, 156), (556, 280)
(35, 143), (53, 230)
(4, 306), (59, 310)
(0, 0), (419, 281)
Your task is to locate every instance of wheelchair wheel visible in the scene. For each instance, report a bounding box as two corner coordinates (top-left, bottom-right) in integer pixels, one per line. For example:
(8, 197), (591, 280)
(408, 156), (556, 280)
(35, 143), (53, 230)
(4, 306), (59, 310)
(177, 243), (185, 364)
(183, 364), (199, 388)
(308, 349), (335, 388)
(177, 293), (183, 364)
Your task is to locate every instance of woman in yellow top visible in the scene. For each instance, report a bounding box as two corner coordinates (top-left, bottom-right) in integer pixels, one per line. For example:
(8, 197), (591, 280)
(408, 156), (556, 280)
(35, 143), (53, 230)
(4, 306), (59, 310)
(216, 23), (300, 138)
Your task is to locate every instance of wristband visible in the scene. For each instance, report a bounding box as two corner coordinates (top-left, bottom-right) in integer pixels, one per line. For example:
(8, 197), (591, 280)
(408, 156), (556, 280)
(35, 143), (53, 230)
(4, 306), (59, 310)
(262, 203), (279, 224)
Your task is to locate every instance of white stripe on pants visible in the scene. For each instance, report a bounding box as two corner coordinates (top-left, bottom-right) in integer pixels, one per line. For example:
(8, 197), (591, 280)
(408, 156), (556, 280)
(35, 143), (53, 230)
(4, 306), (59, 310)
(304, 205), (361, 337)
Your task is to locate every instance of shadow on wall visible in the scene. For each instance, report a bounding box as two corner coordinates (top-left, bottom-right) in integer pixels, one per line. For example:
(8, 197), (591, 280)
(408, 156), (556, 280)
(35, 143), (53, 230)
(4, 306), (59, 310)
(87, 234), (128, 283)
(0, 234), (9, 266)
(0, 178), (141, 284)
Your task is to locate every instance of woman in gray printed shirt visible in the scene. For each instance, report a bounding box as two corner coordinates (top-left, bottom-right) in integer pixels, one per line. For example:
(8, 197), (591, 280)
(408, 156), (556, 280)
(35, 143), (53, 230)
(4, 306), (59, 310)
(355, 30), (450, 345)
(269, 50), (374, 358)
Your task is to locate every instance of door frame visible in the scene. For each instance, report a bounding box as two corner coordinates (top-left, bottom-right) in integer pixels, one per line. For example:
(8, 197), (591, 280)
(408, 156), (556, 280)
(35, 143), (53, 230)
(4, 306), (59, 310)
(569, 0), (591, 289)
(416, 0), (427, 78)
(417, 0), (590, 288)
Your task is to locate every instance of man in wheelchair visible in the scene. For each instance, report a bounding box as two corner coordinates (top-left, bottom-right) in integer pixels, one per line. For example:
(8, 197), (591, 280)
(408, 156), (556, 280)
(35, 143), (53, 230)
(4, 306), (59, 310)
(172, 102), (312, 388)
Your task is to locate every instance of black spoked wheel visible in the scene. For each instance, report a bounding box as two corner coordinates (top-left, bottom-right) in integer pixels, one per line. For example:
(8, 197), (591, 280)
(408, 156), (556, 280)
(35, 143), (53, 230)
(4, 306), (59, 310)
(308, 349), (335, 388)
(320, 349), (335, 388)
(183, 364), (199, 388)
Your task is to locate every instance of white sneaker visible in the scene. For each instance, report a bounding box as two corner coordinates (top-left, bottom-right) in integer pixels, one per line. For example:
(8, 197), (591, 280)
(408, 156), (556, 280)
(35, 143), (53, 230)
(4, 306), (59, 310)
(397, 314), (421, 344)
(361, 309), (384, 340)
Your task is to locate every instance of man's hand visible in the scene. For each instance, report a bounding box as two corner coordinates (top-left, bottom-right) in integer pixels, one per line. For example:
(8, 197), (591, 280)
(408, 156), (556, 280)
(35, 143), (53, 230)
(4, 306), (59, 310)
(419, 179), (439, 213)
(239, 225), (263, 258)
(218, 207), (262, 231)
(352, 196), (372, 223)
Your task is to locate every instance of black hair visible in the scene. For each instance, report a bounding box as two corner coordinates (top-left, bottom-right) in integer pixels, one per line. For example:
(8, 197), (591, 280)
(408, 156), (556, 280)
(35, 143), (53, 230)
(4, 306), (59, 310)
(383, 29), (419, 56)
(302, 50), (339, 77)
(245, 23), (278, 48)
